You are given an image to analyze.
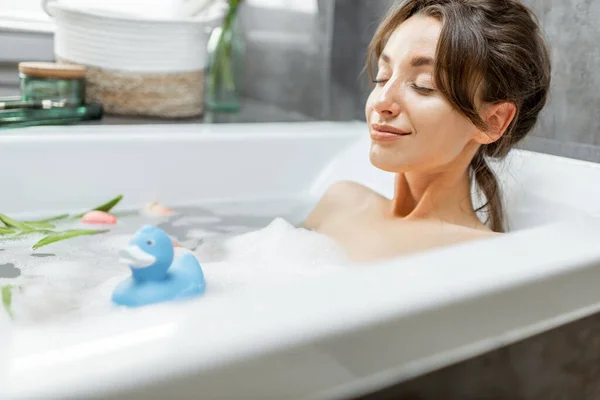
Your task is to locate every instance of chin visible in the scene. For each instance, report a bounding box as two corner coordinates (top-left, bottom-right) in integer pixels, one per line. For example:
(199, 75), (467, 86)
(369, 146), (405, 173)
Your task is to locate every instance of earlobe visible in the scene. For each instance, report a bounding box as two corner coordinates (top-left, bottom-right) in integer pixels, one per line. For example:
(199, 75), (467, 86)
(476, 102), (517, 144)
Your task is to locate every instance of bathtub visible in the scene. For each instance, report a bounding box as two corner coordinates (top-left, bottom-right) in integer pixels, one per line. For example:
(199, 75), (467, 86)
(3, 121), (600, 399)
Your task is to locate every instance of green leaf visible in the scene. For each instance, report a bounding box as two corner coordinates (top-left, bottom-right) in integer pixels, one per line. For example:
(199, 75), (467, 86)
(2, 284), (14, 319)
(0, 214), (33, 231)
(32, 229), (109, 250)
(0, 227), (14, 235)
(0, 214), (60, 232)
(21, 221), (55, 229)
(14, 229), (55, 238)
(27, 214), (70, 224)
(94, 194), (124, 213)
(73, 194), (123, 219)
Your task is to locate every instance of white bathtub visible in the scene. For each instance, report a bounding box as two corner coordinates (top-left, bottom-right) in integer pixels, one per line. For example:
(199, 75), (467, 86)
(3, 121), (600, 399)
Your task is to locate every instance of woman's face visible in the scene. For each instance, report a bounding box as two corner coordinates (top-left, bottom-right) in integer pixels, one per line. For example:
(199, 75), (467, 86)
(366, 15), (481, 173)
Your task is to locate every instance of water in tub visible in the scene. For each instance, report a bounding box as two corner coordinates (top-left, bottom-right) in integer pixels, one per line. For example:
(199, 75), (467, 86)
(0, 199), (350, 325)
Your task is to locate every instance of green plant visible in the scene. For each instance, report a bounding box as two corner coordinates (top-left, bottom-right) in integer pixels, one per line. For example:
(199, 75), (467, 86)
(32, 230), (109, 250)
(72, 194), (123, 219)
(206, 0), (244, 110)
(2, 284), (14, 319)
(0, 194), (123, 249)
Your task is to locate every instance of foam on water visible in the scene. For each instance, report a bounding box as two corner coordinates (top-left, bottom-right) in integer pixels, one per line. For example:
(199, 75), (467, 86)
(0, 203), (350, 325)
(0, 304), (9, 398)
(195, 218), (349, 294)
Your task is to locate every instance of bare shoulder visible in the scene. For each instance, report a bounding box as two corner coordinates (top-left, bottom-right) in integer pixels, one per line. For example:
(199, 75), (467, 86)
(303, 181), (387, 230)
(319, 180), (381, 201)
(349, 220), (502, 262)
(426, 221), (501, 247)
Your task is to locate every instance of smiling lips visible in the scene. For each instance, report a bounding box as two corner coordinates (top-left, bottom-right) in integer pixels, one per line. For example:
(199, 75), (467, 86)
(370, 123), (411, 141)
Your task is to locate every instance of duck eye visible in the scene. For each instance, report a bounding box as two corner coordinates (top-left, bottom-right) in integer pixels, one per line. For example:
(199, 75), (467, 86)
(146, 240), (154, 246)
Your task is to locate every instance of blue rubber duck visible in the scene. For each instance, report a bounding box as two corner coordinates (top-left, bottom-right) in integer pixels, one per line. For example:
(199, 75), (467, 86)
(111, 225), (206, 307)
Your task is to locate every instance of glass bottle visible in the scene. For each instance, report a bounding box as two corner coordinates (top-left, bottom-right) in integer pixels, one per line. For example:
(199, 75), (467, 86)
(204, 2), (245, 113)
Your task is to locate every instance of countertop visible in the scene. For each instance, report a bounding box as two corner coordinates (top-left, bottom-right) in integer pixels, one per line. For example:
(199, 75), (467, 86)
(96, 97), (315, 125)
(0, 86), (314, 126)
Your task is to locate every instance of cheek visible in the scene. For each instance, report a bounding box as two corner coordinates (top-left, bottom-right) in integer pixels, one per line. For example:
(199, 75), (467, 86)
(411, 96), (450, 130)
(367, 89), (479, 172)
(372, 98), (477, 171)
(412, 98), (475, 151)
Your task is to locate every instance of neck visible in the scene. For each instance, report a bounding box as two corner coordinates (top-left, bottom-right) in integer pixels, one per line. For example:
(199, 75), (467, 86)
(390, 148), (485, 229)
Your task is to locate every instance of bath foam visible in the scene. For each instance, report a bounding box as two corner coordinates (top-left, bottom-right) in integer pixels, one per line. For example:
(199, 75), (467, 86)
(0, 304), (10, 397)
(0, 207), (349, 325)
(194, 218), (350, 294)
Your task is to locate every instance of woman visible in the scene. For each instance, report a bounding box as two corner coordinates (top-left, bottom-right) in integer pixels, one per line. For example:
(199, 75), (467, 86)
(305, 0), (551, 262)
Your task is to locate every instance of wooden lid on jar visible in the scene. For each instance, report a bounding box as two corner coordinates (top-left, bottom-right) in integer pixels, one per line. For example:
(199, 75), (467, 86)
(18, 62), (86, 79)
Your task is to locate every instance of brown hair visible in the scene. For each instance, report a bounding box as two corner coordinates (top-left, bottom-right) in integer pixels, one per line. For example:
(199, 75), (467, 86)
(366, 0), (551, 232)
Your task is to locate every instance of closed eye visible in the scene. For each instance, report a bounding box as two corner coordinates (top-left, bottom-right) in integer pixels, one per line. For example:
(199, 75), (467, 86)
(411, 83), (435, 95)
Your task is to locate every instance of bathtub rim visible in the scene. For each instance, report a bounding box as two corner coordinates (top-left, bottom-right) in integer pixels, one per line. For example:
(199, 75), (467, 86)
(4, 121), (600, 399)
(7, 217), (600, 399)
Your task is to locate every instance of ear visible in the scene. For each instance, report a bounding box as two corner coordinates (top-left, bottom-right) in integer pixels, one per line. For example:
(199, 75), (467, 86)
(475, 102), (517, 144)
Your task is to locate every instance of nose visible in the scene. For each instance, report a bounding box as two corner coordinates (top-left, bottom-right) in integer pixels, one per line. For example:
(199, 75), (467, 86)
(372, 82), (402, 118)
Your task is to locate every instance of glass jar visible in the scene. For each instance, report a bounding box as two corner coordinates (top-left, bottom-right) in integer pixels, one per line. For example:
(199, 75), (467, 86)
(18, 62), (86, 106)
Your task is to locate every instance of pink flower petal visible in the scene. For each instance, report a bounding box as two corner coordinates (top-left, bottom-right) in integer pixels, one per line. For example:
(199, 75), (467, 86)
(81, 210), (117, 225)
(142, 202), (175, 217)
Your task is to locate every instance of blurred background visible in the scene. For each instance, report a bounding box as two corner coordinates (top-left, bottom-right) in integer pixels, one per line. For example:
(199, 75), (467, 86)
(0, 0), (597, 160)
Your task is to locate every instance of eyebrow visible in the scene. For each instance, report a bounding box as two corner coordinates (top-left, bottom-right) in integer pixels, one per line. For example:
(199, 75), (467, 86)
(379, 53), (434, 68)
(379, 53), (392, 64)
(410, 56), (434, 67)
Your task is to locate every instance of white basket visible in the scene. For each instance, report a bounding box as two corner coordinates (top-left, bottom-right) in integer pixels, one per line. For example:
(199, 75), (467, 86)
(44, 0), (226, 118)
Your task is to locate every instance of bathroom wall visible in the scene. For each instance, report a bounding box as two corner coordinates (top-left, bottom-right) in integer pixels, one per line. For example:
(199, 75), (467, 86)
(520, 0), (600, 162)
(327, 0), (600, 163)
(329, 0), (393, 121)
(239, 0), (333, 120)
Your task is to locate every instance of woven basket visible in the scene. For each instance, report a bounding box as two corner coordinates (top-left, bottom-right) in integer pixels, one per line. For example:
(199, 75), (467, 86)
(59, 58), (204, 118)
(47, 0), (224, 118)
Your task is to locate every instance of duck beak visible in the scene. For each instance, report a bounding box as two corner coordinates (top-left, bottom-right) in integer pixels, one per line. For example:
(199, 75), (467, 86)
(118, 245), (156, 268)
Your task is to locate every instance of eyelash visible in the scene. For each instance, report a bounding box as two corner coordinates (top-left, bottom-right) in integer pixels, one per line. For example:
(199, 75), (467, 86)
(372, 79), (435, 95)
(410, 83), (435, 95)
